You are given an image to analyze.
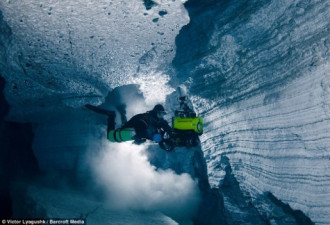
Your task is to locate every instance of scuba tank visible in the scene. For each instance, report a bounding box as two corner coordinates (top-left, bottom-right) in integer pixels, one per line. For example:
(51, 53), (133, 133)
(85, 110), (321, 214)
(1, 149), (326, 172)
(108, 128), (136, 142)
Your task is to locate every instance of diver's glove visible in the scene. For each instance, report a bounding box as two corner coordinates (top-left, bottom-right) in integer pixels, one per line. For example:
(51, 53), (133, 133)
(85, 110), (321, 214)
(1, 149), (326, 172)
(133, 135), (146, 145)
(152, 133), (163, 143)
(134, 138), (146, 145)
(162, 131), (171, 140)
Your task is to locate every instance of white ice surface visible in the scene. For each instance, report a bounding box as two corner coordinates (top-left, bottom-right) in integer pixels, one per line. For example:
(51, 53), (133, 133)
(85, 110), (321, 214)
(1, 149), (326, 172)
(0, 0), (188, 120)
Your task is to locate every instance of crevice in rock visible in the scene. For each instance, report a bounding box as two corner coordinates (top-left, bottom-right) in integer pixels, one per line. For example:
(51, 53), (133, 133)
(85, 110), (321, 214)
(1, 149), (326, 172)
(219, 156), (269, 225)
(219, 155), (316, 225)
(0, 75), (40, 218)
(266, 192), (314, 225)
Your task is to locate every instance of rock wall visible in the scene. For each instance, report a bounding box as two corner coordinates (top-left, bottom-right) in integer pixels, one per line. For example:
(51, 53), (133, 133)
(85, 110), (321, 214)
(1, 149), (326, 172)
(174, 0), (330, 224)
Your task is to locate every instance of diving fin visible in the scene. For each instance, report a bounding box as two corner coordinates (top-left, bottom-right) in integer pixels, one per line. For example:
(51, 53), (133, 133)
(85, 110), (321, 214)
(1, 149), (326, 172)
(85, 104), (116, 131)
(85, 104), (115, 117)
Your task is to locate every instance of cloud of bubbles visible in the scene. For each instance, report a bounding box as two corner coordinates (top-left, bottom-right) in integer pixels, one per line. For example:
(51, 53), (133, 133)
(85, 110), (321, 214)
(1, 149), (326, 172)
(89, 140), (200, 221)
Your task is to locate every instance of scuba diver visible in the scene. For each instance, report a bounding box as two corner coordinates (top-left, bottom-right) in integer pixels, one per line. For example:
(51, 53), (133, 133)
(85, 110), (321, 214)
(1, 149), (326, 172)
(121, 104), (172, 143)
(85, 103), (172, 145)
(85, 93), (204, 151)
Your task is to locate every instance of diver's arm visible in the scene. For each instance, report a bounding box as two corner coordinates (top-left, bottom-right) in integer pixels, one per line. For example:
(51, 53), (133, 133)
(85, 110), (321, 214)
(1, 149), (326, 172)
(160, 119), (172, 132)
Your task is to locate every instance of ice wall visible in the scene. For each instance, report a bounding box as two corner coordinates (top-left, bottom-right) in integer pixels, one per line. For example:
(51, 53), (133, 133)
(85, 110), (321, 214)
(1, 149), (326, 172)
(1, 0), (330, 224)
(0, 0), (188, 121)
(174, 0), (330, 224)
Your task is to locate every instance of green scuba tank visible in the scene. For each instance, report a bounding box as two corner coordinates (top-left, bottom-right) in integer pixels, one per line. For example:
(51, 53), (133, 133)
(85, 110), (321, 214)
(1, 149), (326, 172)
(173, 116), (204, 134)
(108, 128), (136, 142)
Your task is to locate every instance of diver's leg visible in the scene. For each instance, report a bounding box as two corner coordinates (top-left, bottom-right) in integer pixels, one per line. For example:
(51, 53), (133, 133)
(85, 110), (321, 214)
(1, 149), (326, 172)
(85, 104), (115, 117)
(116, 104), (127, 125)
(85, 104), (116, 132)
(107, 114), (115, 133)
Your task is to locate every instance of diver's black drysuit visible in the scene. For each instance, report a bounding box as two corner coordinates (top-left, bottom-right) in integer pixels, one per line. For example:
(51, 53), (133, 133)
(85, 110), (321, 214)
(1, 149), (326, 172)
(86, 103), (171, 142)
(121, 108), (171, 141)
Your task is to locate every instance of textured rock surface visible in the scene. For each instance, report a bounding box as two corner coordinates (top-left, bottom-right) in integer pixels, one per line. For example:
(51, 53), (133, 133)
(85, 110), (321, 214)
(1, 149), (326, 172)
(174, 0), (330, 224)
(0, 0), (188, 119)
